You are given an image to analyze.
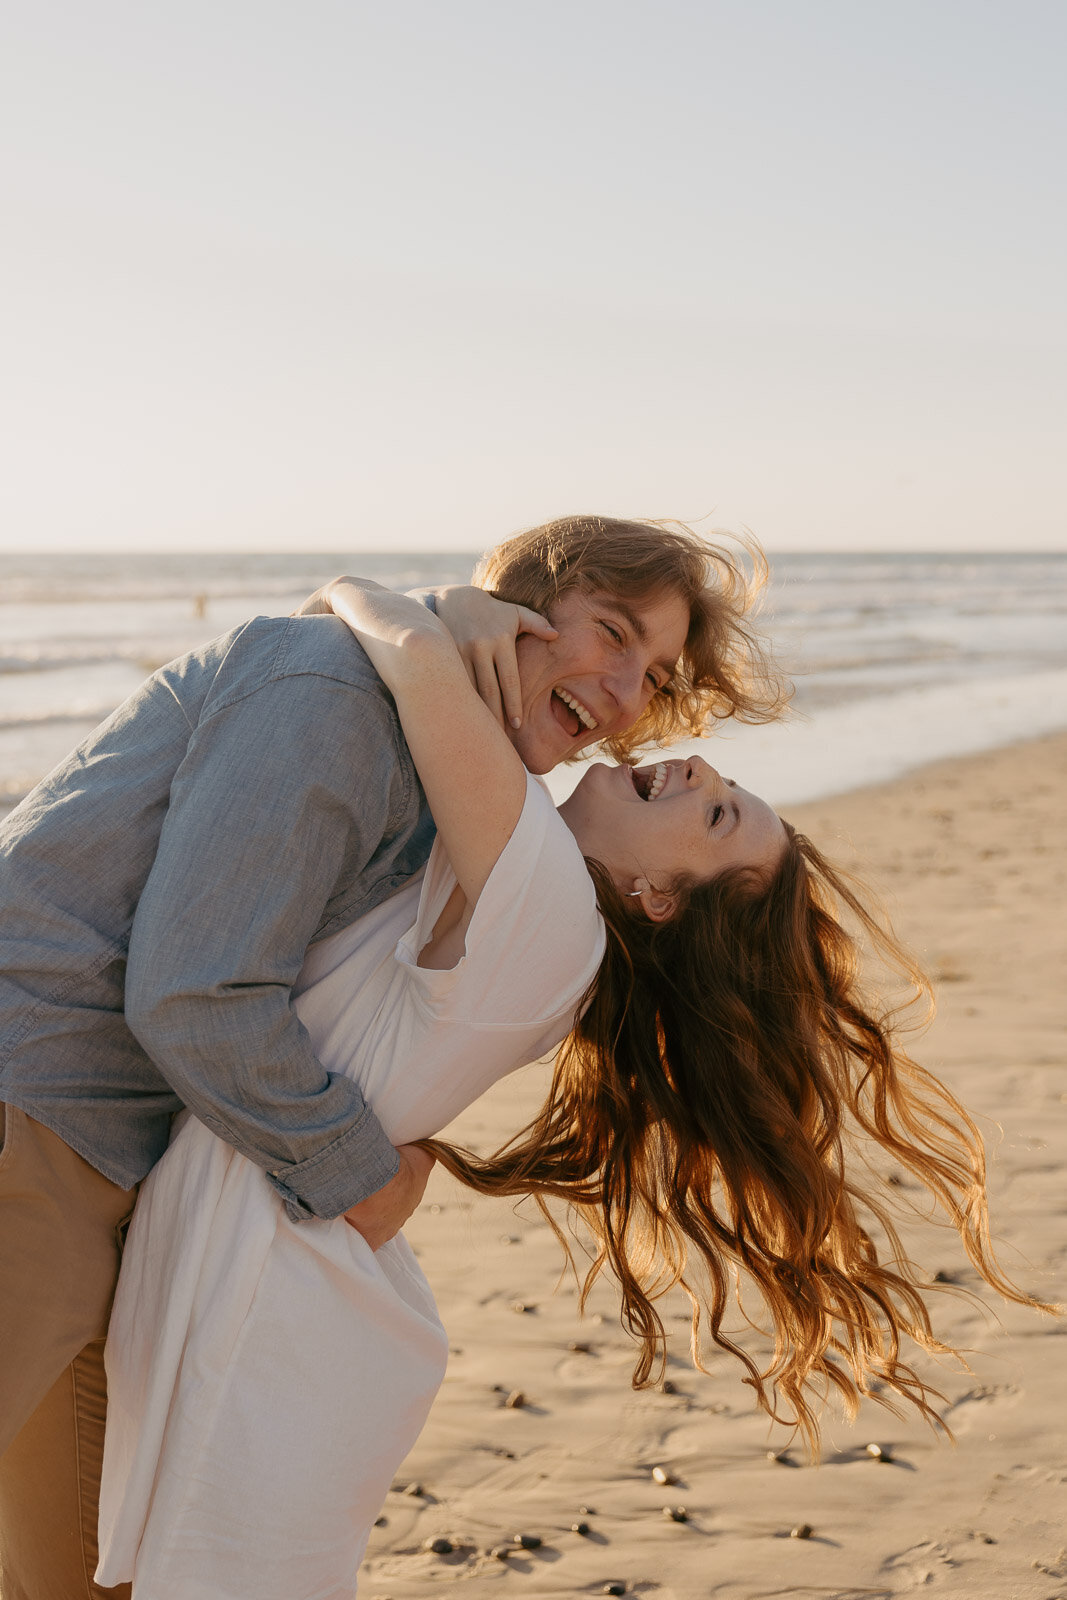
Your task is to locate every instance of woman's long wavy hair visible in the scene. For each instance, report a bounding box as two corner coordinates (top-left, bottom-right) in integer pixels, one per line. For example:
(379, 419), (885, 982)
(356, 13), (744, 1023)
(426, 825), (1048, 1451)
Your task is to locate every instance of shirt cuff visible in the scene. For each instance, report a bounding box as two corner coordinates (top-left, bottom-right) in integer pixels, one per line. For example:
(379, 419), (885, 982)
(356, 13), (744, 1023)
(263, 1103), (401, 1222)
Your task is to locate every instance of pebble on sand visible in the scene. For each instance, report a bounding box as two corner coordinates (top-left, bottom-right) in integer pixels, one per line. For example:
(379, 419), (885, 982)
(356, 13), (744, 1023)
(662, 1505), (688, 1522)
(865, 1442), (894, 1461)
(490, 1545), (511, 1561)
(567, 1340), (592, 1353)
(602, 1583), (626, 1596)
(659, 1378), (677, 1394)
(423, 1537), (453, 1555)
(578, 1505), (597, 1516)
(513, 1533), (543, 1550)
(510, 1299), (534, 1313)
(504, 1389), (526, 1409)
(572, 1521), (591, 1536)
(651, 1465), (675, 1485)
(790, 1523), (814, 1540)
(401, 1482), (424, 1497)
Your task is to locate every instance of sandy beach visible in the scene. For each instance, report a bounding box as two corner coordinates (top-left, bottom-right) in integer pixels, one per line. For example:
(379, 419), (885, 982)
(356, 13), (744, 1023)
(362, 731), (1067, 1600)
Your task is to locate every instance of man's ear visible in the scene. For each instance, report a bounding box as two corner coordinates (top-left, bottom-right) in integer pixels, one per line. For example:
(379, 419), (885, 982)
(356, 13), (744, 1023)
(630, 876), (676, 923)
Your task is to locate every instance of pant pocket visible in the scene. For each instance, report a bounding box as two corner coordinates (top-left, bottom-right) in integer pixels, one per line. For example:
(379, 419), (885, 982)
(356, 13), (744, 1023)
(0, 1101), (20, 1178)
(114, 1205), (136, 1258)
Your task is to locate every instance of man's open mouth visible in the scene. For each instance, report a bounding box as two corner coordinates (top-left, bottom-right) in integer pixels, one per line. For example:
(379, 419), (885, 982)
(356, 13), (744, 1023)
(551, 689), (598, 738)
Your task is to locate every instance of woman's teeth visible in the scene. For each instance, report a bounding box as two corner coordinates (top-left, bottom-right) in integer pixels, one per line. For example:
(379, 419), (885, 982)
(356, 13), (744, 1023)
(634, 761), (667, 801)
(555, 689), (598, 731)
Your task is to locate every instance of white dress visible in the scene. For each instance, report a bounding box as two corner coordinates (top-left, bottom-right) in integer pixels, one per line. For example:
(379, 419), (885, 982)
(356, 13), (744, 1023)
(96, 774), (605, 1600)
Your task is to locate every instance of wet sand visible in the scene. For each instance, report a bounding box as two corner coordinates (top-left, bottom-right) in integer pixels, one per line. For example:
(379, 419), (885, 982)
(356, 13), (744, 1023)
(364, 731), (1067, 1600)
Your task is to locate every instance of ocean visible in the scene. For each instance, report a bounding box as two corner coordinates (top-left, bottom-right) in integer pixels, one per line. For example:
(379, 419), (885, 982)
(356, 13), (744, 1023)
(2, 550), (1066, 814)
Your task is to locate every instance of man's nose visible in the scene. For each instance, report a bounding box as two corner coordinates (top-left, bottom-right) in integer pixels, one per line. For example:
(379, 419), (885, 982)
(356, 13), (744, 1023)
(603, 657), (648, 724)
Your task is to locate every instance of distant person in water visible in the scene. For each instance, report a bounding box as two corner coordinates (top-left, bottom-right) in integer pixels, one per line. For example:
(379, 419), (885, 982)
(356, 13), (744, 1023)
(0, 515), (783, 1598)
(97, 571), (1042, 1597)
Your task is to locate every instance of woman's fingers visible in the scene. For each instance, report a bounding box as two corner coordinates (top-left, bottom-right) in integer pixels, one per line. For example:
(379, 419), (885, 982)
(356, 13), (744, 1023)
(465, 605), (557, 729)
(497, 606), (555, 727)
(516, 605), (558, 641)
(472, 646), (506, 728)
(495, 625), (524, 729)
(296, 584), (557, 731)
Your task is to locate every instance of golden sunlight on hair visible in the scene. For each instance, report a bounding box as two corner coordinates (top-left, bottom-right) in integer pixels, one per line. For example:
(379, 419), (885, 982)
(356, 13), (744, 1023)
(476, 514), (791, 761)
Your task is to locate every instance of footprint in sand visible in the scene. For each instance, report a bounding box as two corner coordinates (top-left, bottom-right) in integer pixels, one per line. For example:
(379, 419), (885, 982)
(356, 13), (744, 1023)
(882, 1538), (961, 1587)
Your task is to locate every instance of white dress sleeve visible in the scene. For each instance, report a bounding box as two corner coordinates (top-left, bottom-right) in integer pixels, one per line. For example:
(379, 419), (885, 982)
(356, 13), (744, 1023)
(395, 771), (605, 1032)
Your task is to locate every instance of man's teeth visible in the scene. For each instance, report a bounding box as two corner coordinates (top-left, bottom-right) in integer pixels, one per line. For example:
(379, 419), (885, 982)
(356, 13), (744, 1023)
(556, 689), (598, 731)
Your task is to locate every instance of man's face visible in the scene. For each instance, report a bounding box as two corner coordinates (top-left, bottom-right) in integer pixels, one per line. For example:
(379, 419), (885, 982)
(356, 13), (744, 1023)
(508, 586), (691, 774)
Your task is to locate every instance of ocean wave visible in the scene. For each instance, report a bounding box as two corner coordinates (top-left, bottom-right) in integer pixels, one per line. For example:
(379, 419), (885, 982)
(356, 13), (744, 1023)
(0, 649), (131, 674)
(3, 549), (1067, 805)
(0, 551), (481, 607)
(0, 707), (119, 731)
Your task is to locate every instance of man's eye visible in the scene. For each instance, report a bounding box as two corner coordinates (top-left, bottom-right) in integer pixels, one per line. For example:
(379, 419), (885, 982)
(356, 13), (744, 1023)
(710, 804), (724, 828)
(599, 620), (623, 644)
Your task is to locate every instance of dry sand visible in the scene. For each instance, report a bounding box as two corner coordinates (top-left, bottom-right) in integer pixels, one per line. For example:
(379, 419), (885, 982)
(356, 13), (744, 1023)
(362, 731), (1067, 1600)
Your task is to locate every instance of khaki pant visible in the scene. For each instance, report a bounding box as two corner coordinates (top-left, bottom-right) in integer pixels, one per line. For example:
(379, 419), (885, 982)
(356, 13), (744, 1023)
(0, 1104), (134, 1599)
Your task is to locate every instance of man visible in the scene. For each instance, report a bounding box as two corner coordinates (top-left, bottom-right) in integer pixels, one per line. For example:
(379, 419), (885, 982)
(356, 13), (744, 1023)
(0, 515), (782, 1598)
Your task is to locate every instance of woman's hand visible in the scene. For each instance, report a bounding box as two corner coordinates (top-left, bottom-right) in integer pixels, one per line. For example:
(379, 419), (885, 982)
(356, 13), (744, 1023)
(432, 586), (557, 730)
(294, 580), (558, 730)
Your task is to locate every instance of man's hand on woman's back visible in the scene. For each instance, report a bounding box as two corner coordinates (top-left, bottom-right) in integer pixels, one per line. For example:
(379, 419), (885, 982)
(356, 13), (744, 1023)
(342, 1142), (435, 1251)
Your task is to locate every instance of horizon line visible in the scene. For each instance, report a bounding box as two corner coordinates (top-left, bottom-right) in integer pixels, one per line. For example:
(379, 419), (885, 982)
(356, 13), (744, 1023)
(2, 546), (1065, 559)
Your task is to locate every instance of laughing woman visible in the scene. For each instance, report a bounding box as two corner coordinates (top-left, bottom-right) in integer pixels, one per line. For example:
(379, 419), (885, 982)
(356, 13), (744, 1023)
(97, 579), (1039, 1599)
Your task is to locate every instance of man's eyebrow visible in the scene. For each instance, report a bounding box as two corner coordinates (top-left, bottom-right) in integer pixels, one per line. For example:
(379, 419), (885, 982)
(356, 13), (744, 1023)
(606, 600), (678, 676)
(607, 601), (649, 644)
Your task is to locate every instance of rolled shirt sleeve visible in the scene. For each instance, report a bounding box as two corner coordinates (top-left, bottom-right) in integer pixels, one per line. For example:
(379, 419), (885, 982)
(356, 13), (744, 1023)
(125, 659), (416, 1221)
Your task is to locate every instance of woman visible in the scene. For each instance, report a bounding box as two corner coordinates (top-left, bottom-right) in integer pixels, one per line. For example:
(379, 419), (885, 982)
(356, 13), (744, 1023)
(97, 578), (1035, 1598)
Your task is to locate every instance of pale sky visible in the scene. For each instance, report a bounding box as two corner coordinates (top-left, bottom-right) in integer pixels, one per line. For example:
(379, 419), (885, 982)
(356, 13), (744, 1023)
(2, 0), (1064, 554)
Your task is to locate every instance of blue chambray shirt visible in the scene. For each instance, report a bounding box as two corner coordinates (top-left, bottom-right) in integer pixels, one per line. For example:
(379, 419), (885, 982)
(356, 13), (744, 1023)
(0, 614), (435, 1220)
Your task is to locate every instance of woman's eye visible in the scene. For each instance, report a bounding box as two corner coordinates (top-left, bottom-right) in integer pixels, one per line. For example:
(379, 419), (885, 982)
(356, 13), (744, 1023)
(711, 804), (724, 828)
(645, 671), (663, 692)
(599, 620), (623, 644)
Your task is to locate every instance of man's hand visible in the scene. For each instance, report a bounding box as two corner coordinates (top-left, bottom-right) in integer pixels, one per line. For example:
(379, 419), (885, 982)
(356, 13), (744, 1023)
(342, 1142), (435, 1251)
(432, 586), (557, 729)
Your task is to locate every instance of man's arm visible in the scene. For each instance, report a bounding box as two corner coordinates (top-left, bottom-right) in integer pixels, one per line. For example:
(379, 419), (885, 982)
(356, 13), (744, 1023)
(124, 649), (421, 1227)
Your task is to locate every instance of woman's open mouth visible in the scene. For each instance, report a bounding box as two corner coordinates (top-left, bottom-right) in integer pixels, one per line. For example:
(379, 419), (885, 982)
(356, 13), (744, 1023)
(630, 762), (667, 801)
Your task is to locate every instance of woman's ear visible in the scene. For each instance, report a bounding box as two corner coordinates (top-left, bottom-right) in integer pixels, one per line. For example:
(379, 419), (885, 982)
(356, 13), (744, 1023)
(630, 877), (676, 923)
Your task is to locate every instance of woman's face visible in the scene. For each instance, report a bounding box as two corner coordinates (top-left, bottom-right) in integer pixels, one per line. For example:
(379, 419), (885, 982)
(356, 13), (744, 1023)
(557, 755), (786, 915)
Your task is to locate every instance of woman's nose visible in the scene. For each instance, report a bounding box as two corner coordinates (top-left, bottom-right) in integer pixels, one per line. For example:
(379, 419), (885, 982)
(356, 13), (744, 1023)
(686, 756), (718, 785)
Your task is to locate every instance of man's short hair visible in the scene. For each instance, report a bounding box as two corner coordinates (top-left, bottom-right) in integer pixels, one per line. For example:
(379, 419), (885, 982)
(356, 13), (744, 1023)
(476, 514), (790, 763)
